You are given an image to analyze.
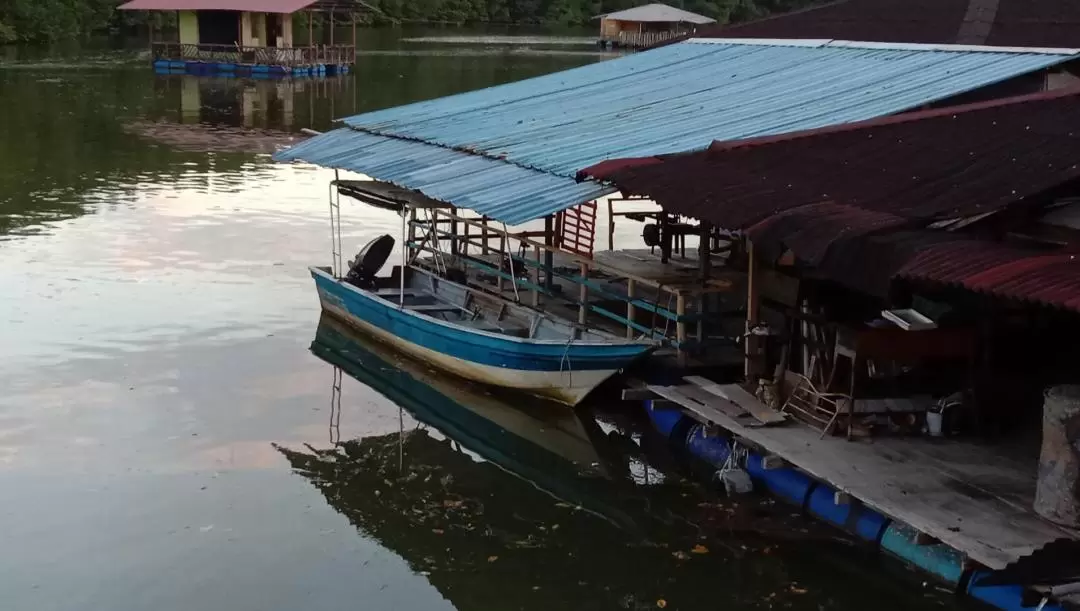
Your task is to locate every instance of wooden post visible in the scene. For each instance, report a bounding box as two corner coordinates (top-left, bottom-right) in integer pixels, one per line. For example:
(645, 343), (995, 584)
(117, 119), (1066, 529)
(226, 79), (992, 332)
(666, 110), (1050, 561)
(697, 220), (711, 345)
(608, 199), (616, 251)
(676, 292), (687, 367)
(745, 240), (760, 379)
(531, 244), (541, 307)
(626, 279), (636, 339)
(578, 262), (589, 325)
(308, 10), (313, 53)
(462, 212), (470, 257)
(407, 207), (417, 261)
(660, 213), (672, 263)
(544, 216), (555, 292)
(450, 206), (459, 257)
(481, 216), (490, 255)
(352, 14), (357, 63)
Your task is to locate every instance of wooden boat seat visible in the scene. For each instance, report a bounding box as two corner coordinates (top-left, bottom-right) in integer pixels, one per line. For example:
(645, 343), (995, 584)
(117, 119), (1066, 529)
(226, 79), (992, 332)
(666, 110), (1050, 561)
(457, 319), (529, 338)
(407, 304), (465, 313)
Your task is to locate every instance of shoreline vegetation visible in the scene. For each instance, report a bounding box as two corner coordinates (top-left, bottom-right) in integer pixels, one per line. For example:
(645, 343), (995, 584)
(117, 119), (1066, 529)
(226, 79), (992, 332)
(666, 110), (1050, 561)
(0, 0), (815, 45)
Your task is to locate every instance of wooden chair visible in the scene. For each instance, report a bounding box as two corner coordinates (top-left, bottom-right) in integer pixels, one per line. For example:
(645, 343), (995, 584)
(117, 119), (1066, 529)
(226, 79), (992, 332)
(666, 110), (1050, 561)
(781, 373), (851, 438)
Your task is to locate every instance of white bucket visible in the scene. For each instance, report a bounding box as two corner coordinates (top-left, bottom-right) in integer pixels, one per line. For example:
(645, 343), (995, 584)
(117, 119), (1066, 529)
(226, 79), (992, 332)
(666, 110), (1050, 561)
(926, 412), (944, 437)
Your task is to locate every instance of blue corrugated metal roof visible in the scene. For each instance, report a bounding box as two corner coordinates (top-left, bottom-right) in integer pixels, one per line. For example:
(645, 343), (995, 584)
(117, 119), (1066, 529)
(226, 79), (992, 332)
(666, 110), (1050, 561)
(275, 38), (1077, 224)
(275, 129), (616, 224)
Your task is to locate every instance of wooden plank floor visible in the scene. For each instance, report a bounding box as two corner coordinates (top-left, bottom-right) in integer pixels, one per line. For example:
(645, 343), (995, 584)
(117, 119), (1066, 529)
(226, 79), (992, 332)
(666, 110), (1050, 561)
(655, 384), (1079, 570)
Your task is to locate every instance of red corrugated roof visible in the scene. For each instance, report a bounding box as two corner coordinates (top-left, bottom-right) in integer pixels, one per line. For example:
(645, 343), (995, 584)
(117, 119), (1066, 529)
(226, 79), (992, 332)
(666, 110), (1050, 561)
(696, 0), (1080, 48)
(581, 87), (1080, 231)
(898, 240), (1080, 310)
(119, 0), (317, 12)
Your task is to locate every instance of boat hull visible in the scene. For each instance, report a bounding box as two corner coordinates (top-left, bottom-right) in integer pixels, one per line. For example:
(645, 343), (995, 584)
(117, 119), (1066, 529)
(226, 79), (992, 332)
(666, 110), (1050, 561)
(311, 268), (652, 406)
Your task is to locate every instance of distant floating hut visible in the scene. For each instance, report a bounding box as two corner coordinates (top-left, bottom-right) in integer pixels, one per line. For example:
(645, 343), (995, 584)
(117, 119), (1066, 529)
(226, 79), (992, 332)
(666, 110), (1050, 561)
(118, 0), (373, 77)
(595, 3), (716, 49)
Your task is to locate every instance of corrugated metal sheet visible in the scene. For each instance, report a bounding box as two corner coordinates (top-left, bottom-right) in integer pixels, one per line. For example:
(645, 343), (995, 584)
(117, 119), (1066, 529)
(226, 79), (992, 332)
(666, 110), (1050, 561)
(119, 0), (316, 11)
(898, 240), (1080, 310)
(581, 87), (1080, 231)
(341, 39), (1075, 180)
(277, 38), (1076, 225)
(695, 0), (1080, 49)
(597, 4), (716, 24)
(275, 129), (615, 225)
(746, 202), (909, 267)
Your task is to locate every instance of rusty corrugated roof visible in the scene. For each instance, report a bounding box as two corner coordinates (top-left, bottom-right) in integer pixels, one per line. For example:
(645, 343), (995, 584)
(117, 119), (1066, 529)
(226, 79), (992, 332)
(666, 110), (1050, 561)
(899, 240), (1080, 310)
(696, 0), (1080, 49)
(581, 87), (1080, 231)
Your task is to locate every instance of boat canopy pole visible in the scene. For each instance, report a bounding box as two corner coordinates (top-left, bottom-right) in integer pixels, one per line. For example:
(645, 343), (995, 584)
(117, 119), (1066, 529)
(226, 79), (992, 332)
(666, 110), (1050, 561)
(400, 207), (408, 307)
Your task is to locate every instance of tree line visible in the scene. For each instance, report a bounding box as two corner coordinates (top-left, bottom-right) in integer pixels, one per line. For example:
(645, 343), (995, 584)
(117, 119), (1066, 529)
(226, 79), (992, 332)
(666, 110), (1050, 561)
(0, 0), (815, 44)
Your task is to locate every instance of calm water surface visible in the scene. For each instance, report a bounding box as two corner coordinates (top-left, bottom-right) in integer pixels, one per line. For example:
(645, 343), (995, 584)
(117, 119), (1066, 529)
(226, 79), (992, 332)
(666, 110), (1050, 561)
(1, 29), (962, 611)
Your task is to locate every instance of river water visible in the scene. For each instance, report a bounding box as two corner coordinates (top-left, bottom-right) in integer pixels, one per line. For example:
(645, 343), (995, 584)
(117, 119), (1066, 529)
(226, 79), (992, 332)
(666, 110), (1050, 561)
(0, 28), (960, 611)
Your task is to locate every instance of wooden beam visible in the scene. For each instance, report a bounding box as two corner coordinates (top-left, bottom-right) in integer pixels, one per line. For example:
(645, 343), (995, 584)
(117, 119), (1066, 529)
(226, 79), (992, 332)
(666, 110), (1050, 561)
(745, 239), (760, 379)
(626, 278), (636, 339)
(578, 262), (589, 325)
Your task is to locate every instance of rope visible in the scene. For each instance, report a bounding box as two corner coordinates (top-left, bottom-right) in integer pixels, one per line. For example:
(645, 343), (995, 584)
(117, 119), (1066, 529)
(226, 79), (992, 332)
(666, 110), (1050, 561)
(714, 438), (748, 486)
(559, 335), (575, 389)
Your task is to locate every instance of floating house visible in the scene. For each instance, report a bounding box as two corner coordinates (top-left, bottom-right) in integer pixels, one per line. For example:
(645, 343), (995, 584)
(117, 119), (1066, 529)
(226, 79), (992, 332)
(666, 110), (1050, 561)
(595, 3), (715, 48)
(119, 0), (370, 76)
(274, 34), (1080, 610)
(582, 87), (1080, 610)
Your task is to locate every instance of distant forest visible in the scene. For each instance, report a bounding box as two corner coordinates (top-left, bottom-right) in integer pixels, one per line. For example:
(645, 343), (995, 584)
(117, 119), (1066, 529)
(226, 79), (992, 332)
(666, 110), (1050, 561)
(0, 0), (815, 44)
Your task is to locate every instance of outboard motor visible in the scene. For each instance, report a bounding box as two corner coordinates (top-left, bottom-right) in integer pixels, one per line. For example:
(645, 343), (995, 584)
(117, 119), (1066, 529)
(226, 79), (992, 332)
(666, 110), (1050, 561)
(344, 234), (395, 289)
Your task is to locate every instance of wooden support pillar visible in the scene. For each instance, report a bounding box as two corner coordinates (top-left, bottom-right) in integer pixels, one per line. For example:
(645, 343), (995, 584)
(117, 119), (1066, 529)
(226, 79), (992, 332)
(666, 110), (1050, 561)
(544, 215), (555, 292)
(578, 262), (589, 325)
(407, 207), (417, 261)
(450, 206), (459, 257)
(351, 15), (357, 63)
(329, 11), (334, 45)
(481, 216), (490, 255)
(697, 220), (712, 346)
(626, 279), (636, 339)
(745, 239), (761, 379)
(531, 245), (541, 307)
(676, 292), (687, 367)
(308, 10), (313, 52)
(608, 199), (616, 251)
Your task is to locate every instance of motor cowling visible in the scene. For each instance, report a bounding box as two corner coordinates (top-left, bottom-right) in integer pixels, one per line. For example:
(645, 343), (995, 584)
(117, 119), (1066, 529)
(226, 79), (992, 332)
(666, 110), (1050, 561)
(344, 234), (395, 288)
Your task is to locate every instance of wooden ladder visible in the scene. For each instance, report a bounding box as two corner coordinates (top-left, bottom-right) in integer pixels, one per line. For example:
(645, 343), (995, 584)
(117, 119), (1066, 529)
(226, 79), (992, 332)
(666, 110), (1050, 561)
(557, 201), (597, 258)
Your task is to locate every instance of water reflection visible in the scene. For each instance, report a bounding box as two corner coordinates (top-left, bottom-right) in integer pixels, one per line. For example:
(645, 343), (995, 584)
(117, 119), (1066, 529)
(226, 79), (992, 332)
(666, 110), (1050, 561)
(282, 315), (957, 611)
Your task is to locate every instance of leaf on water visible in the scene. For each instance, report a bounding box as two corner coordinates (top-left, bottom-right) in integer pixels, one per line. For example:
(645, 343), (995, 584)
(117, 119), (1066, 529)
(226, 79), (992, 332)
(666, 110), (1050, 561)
(656, 599), (668, 608)
(691, 544), (709, 554)
(789, 586), (808, 595)
(487, 555), (499, 563)
(672, 551), (691, 560)
(432, 529), (444, 535)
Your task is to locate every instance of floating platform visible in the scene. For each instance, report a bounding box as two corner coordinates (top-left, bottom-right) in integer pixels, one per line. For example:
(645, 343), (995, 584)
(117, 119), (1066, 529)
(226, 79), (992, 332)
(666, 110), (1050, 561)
(152, 59), (350, 78)
(643, 381), (1080, 611)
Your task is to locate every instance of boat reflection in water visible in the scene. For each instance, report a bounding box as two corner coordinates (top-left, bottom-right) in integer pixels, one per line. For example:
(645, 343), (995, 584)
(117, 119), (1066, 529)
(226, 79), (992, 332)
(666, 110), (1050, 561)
(275, 315), (956, 611)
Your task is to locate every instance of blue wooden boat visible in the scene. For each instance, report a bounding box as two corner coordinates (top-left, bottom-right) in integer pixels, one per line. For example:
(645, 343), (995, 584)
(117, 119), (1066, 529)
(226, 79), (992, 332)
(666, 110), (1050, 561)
(311, 236), (656, 406)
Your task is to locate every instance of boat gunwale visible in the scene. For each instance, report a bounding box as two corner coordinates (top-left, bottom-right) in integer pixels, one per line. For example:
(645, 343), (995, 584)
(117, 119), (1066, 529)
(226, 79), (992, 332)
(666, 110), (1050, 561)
(311, 265), (657, 350)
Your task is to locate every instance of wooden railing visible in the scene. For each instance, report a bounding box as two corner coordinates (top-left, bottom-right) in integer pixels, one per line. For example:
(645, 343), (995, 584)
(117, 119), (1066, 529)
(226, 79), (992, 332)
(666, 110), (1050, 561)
(600, 30), (684, 49)
(152, 42), (355, 67)
(405, 208), (738, 354)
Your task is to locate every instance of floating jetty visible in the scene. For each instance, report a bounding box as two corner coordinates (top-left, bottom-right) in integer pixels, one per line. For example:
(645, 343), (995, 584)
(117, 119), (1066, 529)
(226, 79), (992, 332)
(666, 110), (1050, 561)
(274, 36), (1080, 611)
(120, 0), (365, 77)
